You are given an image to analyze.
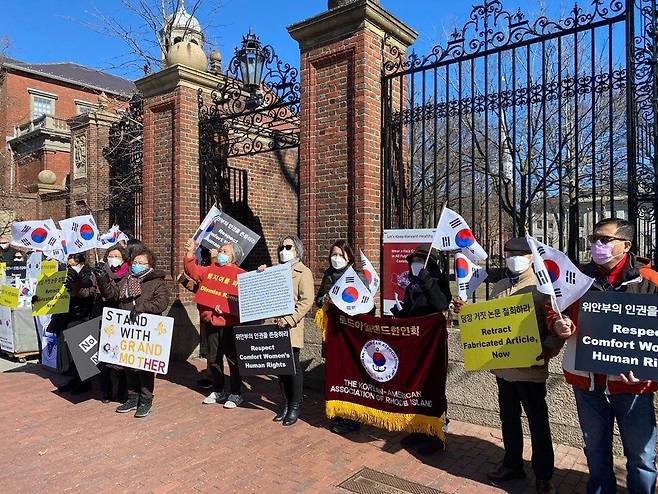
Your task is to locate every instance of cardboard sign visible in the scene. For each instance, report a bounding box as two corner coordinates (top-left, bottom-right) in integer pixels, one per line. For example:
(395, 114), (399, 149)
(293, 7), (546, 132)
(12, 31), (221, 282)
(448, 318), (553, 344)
(5, 261), (26, 280)
(40, 259), (58, 277)
(237, 264), (294, 323)
(194, 264), (244, 315)
(32, 271), (70, 316)
(63, 317), (102, 381)
(234, 324), (295, 376)
(458, 293), (543, 371)
(575, 292), (658, 380)
(98, 307), (174, 375)
(0, 285), (19, 308)
(382, 229), (435, 315)
(200, 211), (260, 264)
(0, 307), (13, 353)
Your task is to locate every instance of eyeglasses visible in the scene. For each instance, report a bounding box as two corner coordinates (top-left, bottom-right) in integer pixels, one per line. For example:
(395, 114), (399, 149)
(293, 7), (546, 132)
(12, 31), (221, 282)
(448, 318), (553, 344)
(588, 234), (630, 244)
(279, 245), (294, 252)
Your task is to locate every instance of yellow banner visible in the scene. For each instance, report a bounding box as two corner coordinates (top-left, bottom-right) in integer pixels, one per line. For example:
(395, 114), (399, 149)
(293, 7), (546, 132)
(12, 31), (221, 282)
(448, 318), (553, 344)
(458, 293), (543, 371)
(40, 260), (58, 276)
(0, 285), (19, 309)
(32, 271), (70, 316)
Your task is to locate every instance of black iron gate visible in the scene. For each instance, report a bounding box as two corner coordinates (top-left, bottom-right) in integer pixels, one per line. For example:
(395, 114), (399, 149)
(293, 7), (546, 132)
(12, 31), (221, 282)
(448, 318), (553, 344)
(198, 33), (300, 223)
(382, 0), (658, 276)
(103, 94), (144, 238)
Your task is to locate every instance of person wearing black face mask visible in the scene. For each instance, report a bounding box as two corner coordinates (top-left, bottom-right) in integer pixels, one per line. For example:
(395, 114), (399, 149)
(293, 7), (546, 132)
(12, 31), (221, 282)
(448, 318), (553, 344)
(548, 218), (658, 494)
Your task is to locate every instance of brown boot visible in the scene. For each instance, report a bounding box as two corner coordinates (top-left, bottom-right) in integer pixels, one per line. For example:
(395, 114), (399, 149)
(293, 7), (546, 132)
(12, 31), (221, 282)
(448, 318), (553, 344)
(535, 479), (555, 494)
(486, 464), (526, 483)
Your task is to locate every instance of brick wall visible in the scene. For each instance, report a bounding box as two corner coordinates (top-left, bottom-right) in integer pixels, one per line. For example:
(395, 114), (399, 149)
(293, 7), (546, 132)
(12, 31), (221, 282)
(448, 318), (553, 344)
(298, 29), (385, 282)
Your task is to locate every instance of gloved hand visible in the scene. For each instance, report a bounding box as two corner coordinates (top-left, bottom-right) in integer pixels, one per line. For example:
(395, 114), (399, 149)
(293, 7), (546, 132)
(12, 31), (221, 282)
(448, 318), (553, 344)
(92, 262), (106, 277)
(129, 308), (140, 323)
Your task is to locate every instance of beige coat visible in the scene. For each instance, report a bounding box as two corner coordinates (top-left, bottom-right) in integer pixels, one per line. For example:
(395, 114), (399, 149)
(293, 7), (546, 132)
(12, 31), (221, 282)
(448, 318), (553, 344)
(280, 261), (315, 348)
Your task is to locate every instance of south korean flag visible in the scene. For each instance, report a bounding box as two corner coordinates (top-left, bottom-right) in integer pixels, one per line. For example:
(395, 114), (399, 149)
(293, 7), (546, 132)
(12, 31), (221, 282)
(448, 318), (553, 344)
(329, 266), (374, 316)
(359, 250), (380, 296)
(11, 219), (60, 250)
(455, 249), (488, 302)
(526, 234), (594, 312)
(431, 207), (488, 261)
(59, 215), (101, 254)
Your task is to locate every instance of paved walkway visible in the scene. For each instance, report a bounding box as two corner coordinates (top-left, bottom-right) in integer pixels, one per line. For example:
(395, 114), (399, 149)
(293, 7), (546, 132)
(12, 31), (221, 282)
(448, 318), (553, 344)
(0, 358), (628, 493)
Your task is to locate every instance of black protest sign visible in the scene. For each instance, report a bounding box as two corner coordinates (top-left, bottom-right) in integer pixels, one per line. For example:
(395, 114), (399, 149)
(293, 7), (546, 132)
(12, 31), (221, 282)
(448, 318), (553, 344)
(234, 324), (295, 376)
(575, 292), (658, 380)
(63, 317), (102, 381)
(6, 261), (27, 280)
(200, 211), (260, 264)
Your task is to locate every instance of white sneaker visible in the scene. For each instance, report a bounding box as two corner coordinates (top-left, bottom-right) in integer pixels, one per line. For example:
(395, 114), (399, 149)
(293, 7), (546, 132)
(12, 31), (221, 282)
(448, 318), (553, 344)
(202, 391), (228, 404)
(223, 394), (244, 409)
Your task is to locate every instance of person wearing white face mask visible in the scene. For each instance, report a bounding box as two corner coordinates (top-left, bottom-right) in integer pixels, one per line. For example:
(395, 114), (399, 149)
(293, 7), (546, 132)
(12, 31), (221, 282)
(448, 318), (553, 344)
(315, 239), (370, 435)
(390, 245), (452, 455)
(0, 235), (17, 263)
(548, 218), (658, 494)
(454, 237), (562, 493)
(184, 238), (246, 409)
(258, 235), (314, 425)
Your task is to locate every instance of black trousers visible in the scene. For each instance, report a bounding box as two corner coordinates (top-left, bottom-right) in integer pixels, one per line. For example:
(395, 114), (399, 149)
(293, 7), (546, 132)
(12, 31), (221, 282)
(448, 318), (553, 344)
(126, 369), (155, 403)
(496, 377), (554, 481)
(206, 326), (242, 395)
(99, 364), (126, 400)
(278, 348), (302, 404)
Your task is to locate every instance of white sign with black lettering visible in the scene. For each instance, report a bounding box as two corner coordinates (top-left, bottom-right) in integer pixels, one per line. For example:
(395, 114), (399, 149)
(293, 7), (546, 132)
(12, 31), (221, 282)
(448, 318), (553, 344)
(237, 263), (294, 323)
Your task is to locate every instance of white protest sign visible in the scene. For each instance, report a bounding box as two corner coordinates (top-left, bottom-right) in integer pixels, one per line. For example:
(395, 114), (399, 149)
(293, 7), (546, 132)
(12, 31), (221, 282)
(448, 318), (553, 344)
(0, 307), (13, 353)
(26, 251), (42, 280)
(238, 263), (295, 323)
(98, 307), (174, 375)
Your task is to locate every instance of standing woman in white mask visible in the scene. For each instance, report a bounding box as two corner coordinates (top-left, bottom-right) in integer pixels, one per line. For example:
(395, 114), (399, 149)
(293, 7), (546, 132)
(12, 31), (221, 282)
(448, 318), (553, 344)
(259, 235), (314, 426)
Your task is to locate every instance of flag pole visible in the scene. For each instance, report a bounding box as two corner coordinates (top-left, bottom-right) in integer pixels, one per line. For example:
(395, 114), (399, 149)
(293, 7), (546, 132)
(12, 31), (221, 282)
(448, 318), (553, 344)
(425, 202), (447, 269)
(525, 226), (565, 323)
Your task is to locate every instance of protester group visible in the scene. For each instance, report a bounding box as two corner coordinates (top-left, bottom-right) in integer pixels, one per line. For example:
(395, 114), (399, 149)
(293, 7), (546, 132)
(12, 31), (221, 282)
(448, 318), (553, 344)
(1, 206), (657, 494)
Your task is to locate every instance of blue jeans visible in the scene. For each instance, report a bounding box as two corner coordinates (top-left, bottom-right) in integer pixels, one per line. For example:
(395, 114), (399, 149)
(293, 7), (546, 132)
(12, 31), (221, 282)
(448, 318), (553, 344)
(574, 387), (657, 494)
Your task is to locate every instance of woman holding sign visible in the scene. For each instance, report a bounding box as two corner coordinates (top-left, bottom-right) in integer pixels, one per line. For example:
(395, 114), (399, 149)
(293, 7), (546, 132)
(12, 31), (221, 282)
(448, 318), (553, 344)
(258, 235), (314, 426)
(184, 239), (246, 409)
(97, 247), (169, 418)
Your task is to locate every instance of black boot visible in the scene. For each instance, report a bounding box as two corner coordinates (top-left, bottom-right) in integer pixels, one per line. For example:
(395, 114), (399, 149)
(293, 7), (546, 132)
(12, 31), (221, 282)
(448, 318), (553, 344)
(282, 403), (300, 426)
(274, 401), (288, 422)
(274, 381), (288, 422)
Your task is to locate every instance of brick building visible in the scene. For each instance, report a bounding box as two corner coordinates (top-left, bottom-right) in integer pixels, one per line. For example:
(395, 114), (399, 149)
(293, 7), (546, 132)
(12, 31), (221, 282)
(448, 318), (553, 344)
(0, 57), (134, 231)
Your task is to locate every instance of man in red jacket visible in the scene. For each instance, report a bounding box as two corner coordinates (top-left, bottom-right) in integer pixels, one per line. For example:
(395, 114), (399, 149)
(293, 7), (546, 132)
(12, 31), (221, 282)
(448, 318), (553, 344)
(548, 218), (658, 494)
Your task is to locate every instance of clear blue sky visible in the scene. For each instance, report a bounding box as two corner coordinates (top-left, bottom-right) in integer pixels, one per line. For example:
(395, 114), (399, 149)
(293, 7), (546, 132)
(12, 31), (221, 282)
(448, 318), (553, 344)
(1, 0), (534, 80)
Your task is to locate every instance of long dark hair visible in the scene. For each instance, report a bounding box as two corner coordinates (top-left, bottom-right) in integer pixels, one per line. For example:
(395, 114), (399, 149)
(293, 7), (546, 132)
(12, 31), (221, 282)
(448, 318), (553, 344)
(328, 239), (355, 266)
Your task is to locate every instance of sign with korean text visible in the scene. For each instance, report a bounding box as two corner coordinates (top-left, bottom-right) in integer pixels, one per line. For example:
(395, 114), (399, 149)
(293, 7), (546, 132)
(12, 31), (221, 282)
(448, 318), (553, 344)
(0, 285), (19, 309)
(63, 317), (102, 381)
(234, 324), (295, 375)
(200, 211), (260, 264)
(458, 293), (542, 371)
(194, 264), (244, 315)
(5, 261), (26, 280)
(40, 259), (59, 277)
(238, 264), (294, 323)
(32, 271), (70, 316)
(98, 307), (174, 375)
(575, 292), (658, 380)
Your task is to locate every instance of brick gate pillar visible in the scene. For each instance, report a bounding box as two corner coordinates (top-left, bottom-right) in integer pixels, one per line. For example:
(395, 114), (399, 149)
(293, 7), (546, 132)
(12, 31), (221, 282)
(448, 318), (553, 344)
(288, 0), (416, 282)
(135, 65), (221, 359)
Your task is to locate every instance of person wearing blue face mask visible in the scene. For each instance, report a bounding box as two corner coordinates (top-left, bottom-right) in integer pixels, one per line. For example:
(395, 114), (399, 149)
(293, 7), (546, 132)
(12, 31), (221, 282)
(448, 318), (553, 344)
(97, 247), (169, 418)
(184, 239), (246, 409)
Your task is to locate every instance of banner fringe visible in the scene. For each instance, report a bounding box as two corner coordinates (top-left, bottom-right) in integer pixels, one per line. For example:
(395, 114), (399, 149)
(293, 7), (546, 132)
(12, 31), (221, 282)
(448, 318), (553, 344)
(326, 400), (446, 440)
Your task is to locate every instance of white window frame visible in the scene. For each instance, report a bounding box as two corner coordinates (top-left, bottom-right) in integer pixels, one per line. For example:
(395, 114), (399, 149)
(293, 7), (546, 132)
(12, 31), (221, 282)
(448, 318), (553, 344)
(74, 99), (98, 115)
(28, 88), (58, 120)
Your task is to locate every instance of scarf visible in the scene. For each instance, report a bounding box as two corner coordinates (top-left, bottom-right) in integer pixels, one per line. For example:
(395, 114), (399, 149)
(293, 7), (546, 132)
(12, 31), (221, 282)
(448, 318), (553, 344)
(123, 268), (152, 300)
(105, 262), (130, 281)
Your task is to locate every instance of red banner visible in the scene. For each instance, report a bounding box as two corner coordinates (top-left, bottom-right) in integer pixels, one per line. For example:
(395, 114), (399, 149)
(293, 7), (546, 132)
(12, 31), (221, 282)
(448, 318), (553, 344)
(324, 308), (448, 439)
(194, 264), (244, 315)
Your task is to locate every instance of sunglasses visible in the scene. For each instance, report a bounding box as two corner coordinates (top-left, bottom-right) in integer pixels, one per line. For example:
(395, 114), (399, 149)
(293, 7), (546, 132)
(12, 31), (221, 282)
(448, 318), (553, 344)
(278, 245), (294, 252)
(588, 234), (630, 244)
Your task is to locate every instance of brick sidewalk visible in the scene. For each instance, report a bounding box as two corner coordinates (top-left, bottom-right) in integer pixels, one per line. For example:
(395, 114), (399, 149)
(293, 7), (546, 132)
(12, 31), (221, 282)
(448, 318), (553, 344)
(0, 359), (627, 493)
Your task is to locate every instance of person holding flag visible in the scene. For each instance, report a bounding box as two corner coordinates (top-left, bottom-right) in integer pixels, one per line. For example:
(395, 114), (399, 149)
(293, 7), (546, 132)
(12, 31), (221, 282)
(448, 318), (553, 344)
(315, 239), (371, 435)
(547, 218), (658, 494)
(454, 237), (562, 493)
(391, 245), (452, 455)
